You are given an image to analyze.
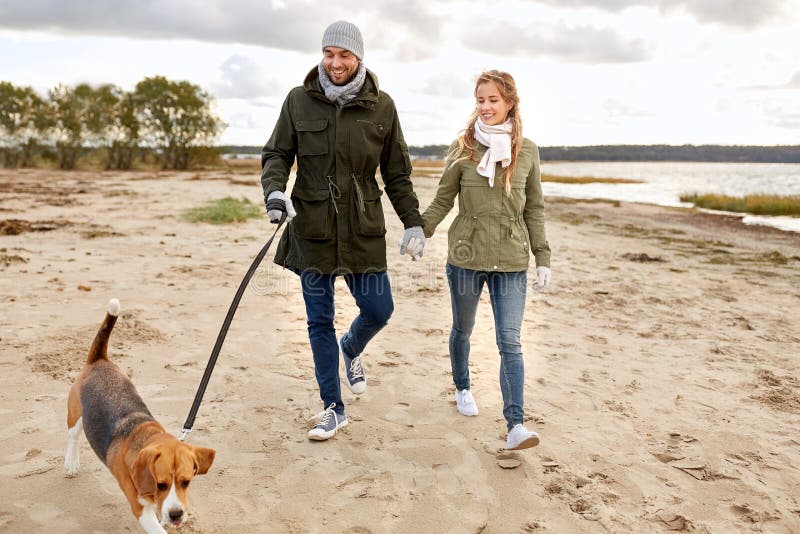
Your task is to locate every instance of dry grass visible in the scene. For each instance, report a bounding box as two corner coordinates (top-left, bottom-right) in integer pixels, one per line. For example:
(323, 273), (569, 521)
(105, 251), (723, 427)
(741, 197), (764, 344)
(680, 193), (800, 217)
(223, 157), (260, 170)
(412, 158), (446, 169)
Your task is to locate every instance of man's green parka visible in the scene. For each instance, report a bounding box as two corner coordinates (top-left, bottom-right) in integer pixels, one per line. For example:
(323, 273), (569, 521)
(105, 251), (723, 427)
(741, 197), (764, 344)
(261, 68), (423, 274)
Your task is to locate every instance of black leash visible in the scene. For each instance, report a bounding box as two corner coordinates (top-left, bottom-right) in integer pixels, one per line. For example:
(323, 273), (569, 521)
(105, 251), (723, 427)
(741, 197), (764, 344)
(179, 212), (287, 441)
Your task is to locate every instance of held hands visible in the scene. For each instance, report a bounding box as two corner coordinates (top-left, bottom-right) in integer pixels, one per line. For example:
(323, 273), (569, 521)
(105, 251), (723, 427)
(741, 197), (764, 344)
(531, 266), (551, 292)
(266, 191), (296, 224)
(399, 226), (425, 260)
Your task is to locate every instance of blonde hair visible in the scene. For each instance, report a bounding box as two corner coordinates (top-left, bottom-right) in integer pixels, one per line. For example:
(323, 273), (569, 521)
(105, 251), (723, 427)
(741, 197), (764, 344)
(448, 70), (523, 196)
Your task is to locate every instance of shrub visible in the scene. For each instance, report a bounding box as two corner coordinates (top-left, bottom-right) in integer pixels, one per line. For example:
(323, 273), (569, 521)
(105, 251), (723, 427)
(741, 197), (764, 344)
(182, 196), (263, 224)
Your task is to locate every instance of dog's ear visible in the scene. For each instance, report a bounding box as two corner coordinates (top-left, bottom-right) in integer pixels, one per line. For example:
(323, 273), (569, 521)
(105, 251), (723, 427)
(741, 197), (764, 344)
(192, 446), (215, 475)
(133, 447), (160, 498)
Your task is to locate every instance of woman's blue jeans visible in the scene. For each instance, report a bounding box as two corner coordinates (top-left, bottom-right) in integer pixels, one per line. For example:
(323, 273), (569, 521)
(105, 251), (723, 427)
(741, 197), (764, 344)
(446, 263), (527, 430)
(299, 270), (393, 415)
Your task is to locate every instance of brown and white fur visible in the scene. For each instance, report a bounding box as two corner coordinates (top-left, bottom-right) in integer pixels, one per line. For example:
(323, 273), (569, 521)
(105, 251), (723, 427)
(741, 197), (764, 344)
(65, 299), (215, 533)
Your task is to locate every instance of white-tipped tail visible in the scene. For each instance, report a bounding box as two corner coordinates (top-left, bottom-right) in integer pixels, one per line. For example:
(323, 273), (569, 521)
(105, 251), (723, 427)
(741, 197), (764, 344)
(107, 298), (121, 317)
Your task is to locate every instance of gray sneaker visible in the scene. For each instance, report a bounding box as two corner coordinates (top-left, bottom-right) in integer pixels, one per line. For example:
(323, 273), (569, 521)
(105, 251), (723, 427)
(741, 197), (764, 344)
(339, 337), (366, 395)
(308, 403), (348, 441)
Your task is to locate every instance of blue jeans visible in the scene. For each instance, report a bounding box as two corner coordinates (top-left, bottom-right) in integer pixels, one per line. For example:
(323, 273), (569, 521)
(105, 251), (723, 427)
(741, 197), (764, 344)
(299, 270), (394, 415)
(446, 263), (527, 430)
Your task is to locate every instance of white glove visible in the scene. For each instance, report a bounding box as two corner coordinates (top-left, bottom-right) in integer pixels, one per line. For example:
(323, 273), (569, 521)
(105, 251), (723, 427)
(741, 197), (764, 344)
(400, 226), (425, 260)
(531, 266), (551, 292)
(266, 191), (296, 223)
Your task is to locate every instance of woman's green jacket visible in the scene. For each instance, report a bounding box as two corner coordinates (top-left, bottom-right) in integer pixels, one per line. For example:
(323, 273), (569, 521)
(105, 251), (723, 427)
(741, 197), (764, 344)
(422, 139), (551, 272)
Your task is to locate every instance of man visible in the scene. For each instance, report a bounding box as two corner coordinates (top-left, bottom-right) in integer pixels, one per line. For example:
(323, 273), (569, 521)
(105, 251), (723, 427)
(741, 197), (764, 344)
(261, 21), (425, 441)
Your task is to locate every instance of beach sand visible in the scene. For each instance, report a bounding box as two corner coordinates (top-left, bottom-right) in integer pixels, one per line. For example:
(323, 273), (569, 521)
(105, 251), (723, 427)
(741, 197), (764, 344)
(1, 167), (799, 533)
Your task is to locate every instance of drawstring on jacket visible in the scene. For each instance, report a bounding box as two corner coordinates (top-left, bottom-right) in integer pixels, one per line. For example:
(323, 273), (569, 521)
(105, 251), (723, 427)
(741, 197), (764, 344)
(326, 176), (341, 214)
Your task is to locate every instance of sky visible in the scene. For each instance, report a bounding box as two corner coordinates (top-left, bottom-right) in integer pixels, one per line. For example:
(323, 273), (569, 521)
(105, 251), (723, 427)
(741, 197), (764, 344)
(1, 0), (799, 147)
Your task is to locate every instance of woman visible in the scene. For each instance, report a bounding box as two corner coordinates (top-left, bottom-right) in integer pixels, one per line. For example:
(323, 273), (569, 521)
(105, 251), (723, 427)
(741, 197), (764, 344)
(419, 70), (551, 450)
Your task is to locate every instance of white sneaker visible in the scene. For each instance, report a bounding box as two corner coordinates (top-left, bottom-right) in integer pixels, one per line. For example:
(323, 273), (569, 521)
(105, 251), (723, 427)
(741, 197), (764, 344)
(455, 389), (478, 416)
(506, 424), (540, 450)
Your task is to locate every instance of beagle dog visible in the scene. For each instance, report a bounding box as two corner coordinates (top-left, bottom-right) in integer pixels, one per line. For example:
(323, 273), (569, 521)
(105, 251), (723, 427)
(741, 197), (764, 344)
(64, 299), (215, 533)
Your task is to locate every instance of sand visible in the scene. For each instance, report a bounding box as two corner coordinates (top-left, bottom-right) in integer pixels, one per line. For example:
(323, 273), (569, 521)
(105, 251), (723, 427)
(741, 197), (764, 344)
(1, 167), (799, 533)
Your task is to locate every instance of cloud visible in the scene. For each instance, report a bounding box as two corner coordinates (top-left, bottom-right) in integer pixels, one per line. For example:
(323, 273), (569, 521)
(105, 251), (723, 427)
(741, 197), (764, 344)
(603, 99), (654, 117)
(0, 0), (446, 57)
(224, 109), (272, 129)
(211, 54), (281, 99)
(762, 100), (800, 129)
(531, 0), (638, 11)
(530, 0), (788, 29)
(742, 72), (800, 91)
(0, 1), (329, 51)
(416, 73), (474, 98)
(459, 20), (653, 63)
(661, 0), (787, 29)
(360, 0), (444, 61)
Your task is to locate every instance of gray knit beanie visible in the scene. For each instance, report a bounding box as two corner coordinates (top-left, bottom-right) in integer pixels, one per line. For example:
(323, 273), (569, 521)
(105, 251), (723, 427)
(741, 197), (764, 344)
(321, 20), (364, 60)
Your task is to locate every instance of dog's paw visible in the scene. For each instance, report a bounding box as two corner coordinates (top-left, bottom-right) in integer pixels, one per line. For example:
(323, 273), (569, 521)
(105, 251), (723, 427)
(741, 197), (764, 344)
(64, 458), (80, 477)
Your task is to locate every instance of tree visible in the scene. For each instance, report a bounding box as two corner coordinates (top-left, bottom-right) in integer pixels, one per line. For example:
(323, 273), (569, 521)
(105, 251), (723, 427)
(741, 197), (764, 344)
(49, 83), (93, 169)
(83, 85), (142, 170)
(0, 82), (50, 168)
(134, 76), (224, 170)
(84, 84), (120, 148)
(49, 82), (128, 170)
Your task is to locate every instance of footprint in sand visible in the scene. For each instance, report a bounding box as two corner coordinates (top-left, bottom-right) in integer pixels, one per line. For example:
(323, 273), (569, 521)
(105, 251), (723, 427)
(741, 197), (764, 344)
(383, 402), (412, 426)
(729, 503), (779, 523)
(569, 498), (601, 521)
(432, 463), (461, 493)
(12, 500), (79, 531)
(654, 510), (691, 531)
(0, 511), (13, 529)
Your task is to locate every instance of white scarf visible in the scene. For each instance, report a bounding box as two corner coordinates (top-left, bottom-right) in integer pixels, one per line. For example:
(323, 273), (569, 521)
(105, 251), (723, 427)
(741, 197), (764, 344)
(473, 117), (512, 187)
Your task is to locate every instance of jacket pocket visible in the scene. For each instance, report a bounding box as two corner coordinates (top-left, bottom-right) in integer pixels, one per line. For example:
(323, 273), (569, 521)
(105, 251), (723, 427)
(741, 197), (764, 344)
(291, 188), (334, 240)
(448, 214), (477, 263)
(353, 181), (386, 237)
(506, 219), (530, 263)
(356, 119), (386, 147)
(295, 119), (328, 156)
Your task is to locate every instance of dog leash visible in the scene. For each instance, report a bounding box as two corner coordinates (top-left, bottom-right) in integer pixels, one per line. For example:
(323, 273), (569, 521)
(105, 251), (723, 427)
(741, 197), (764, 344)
(179, 212), (287, 442)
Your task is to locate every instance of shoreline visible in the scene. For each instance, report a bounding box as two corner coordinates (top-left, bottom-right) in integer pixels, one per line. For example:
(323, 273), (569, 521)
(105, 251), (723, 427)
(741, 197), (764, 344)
(548, 195), (800, 239)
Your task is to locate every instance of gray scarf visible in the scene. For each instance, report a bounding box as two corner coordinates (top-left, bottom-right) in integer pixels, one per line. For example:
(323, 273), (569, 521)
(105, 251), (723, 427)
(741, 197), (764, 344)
(317, 61), (367, 106)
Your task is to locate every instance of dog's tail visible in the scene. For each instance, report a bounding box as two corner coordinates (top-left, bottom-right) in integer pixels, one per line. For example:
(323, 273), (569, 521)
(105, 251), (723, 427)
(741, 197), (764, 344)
(86, 298), (121, 365)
